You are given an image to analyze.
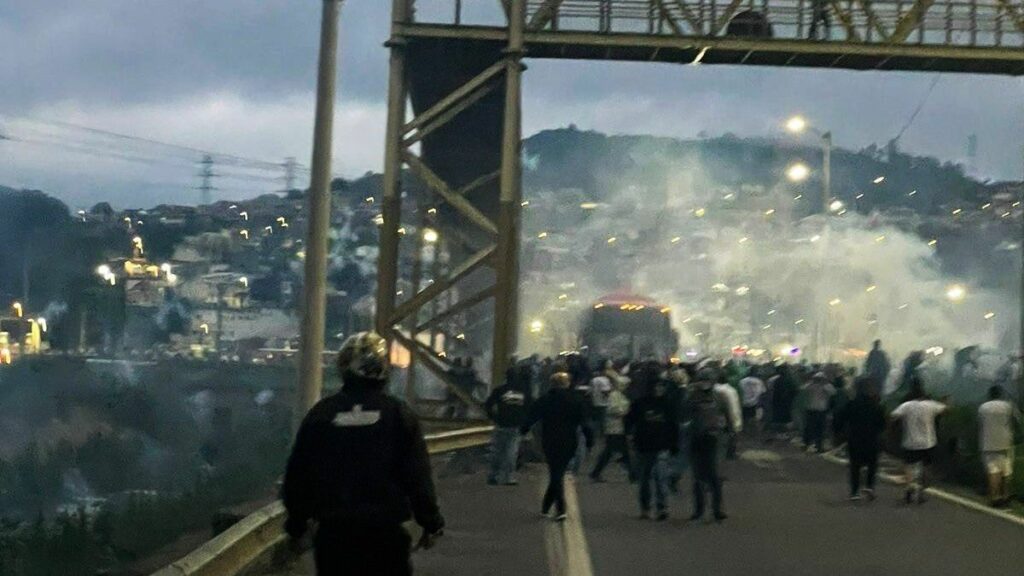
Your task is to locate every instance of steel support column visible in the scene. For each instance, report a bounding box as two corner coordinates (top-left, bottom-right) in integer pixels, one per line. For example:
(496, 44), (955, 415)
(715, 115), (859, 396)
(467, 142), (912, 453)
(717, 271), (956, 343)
(377, 0), (412, 338)
(491, 0), (526, 388)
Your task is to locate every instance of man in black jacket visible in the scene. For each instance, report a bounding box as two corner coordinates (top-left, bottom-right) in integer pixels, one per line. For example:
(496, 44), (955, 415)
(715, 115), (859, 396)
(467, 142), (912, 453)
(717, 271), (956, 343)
(485, 364), (530, 485)
(686, 367), (733, 522)
(283, 332), (444, 576)
(625, 362), (679, 521)
(835, 376), (887, 501)
(521, 370), (593, 521)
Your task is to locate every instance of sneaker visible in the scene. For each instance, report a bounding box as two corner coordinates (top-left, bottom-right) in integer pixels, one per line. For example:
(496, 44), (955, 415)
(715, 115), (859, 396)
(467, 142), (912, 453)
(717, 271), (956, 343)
(862, 488), (876, 502)
(849, 494), (863, 502)
(713, 512), (728, 522)
(553, 513), (568, 522)
(503, 479), (519, 486)
(656, 511), (669, 522)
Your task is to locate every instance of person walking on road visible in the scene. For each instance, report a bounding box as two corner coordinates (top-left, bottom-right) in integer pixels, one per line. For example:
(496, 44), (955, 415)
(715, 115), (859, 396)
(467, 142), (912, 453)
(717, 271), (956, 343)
(739, 371), (766, 437)
(686, 367), (734, 522)
(625, 363), (679, 520)
(590, 364), (614, 438)
(715, 378), (743, 459)
(978, 385), (1022, 507)
(835, 377), (886, 501)
(864, 340), (891, 398)
(485, 365), (531, 486)
(283, 332), (444, 576)
(590, 375), (635, 483)
(890, 382), (946, 504)
(802, 372), (836, 453)
(521, 371), (594, 521)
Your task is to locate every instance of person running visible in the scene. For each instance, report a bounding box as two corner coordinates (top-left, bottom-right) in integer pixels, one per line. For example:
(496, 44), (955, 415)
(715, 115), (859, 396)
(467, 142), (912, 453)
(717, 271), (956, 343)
(283, 332), (444, 576)
(802, 372), (836, 453)
(686, 367), (733, 522)
(835, 377), (886, 501)
(625, 363), (679, 520)
(978, 386), (1022, 507)
(890, 381), (946, 504)
(521, 371), (594, 521)
(590, 375), (635, 483)
(485, 365), (530, 486)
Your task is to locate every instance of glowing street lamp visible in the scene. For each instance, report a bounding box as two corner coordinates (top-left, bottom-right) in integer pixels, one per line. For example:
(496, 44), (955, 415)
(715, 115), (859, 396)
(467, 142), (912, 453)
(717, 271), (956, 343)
(11, 302), (22, 318)
(829, 199), (845, 213)
(529, 319), (544, 334)
(239, 277), (249, 288)
(785, 115), (808, 134)
(786, 162), (810, 182)
(423, 228), (439, 244)
(945, 284), (967, 302)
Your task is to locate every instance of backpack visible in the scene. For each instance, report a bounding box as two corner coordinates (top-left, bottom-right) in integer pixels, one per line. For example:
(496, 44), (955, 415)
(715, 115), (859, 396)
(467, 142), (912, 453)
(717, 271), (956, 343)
(691, 388), (725, 435)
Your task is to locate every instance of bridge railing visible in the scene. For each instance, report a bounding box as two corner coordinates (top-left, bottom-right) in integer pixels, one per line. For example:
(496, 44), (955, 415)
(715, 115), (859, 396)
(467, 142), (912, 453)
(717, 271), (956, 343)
(412, 0), (1024, 48)
(150, 426), (494, 576)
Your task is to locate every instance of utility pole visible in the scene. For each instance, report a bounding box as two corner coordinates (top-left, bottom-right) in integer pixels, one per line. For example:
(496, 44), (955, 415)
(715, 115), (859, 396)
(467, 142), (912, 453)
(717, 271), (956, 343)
(197, 154), (217, 206)
(296, 0), (342, 427)
(822, 132), (832, 215)
(282, 156), (299, 194)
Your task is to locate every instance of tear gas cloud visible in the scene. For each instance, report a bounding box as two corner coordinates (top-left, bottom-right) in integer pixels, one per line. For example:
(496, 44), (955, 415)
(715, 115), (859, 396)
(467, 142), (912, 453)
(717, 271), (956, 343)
(518, 142), (1018, 365)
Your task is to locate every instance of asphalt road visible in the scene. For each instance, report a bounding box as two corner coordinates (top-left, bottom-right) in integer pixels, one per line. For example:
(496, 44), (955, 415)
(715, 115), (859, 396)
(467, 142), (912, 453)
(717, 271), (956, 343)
(265, 438), (1024, 576)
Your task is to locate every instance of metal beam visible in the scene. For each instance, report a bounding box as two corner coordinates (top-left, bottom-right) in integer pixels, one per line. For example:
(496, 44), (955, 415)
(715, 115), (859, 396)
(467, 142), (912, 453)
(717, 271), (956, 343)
(391, 329), (483, 408)
(395, 23), (1024, 68)
(528, 0), (565, 30)
(403, 152), (500, 237)
(997, 0), (1024, 33)
(389, 246), (496, 325)
(457, 169), (501, 197)
(669, 0), (705, 35)
(415, 286), (496, 334)
(854, 0), (892, 41)
(711, 0), (745, 35)
(829, 0), (863, 42)
(403, 78), (501, 148)
(402, 60), (506, 137)
(889, 0), (936, 43)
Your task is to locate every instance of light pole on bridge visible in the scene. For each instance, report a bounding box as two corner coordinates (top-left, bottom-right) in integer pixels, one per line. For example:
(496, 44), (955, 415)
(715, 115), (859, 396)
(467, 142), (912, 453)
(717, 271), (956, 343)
(296, 0), (342, 428)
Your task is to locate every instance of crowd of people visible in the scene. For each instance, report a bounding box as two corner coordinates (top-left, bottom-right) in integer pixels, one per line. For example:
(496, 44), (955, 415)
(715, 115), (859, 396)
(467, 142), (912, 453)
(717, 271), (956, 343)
(485, 339), (1024, 523)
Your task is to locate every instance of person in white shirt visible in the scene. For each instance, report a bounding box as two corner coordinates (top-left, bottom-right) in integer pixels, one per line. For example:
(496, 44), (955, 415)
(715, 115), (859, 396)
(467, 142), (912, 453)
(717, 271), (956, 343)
(738, 374), (766, 434)
(890, 384), (946, 504)
(590, 366), (614, 438)
(978, 386), (1022, 507)
(713, 381), (743, 459)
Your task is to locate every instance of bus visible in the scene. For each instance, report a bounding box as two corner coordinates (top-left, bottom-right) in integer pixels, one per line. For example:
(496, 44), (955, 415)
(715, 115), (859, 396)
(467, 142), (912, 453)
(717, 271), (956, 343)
(579, 293), (678, 360)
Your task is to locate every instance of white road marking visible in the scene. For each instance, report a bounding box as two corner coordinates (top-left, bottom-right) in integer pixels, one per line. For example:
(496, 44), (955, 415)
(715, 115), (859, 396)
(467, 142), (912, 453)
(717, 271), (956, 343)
(821, 452), (1024, 528)
(539, 474), (596, 576)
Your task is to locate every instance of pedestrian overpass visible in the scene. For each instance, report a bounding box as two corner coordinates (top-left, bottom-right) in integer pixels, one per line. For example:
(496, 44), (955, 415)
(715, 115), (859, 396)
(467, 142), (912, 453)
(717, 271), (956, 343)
(375, 0), (1024, 403)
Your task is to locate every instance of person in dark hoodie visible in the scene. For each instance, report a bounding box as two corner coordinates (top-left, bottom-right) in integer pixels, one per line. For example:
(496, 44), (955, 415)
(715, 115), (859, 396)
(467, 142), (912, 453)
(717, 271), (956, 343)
(485, 364), (531, 486)
(521, 370), (594, 521)
(686, 366), (733, 522)
(624, 361), (679, 520)
(283, 332), (444, 576)
(835, 376), (887, 501)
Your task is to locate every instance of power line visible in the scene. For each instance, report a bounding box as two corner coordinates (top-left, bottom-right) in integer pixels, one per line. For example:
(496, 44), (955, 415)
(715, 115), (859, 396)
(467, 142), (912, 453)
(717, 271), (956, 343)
(892, 75), (942, 143)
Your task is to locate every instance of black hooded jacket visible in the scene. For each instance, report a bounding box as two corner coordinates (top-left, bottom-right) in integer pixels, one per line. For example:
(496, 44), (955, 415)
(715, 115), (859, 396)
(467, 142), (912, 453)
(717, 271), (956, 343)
(282, 378), (444, 537)
(520, 387), (593, 461)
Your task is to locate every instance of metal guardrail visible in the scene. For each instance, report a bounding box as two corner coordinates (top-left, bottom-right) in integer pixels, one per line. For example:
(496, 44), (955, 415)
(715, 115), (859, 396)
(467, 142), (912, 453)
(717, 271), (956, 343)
(151, 425), (494, 576)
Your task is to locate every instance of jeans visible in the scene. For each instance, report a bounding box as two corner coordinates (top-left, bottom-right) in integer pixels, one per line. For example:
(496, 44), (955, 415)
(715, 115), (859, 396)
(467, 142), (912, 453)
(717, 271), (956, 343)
(849, 447), (879, 495)
(803, 410), (827, 451)
(590, 434), (635, 480)
(489, 427), (521, 484)
(637, 450), (671, 513)
(691, 433), (724, 517)
(543, 455), (572, 515)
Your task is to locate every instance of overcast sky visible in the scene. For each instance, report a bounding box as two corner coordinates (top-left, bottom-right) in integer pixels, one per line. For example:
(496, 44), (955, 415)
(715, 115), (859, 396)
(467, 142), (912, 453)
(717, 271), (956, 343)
(0, 0), (1021, 209)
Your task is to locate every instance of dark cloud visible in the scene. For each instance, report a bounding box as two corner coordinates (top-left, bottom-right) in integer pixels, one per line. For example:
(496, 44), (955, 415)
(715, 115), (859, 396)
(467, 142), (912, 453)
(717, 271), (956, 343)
(0, 0), (1020, 207)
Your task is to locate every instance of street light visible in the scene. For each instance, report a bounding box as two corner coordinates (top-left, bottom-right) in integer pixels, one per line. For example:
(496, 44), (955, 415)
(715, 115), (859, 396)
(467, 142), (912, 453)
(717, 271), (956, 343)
(422, 228), (439, 244)
(786, 162), (811, 182)
(784, 115), (832, 215)
(529, 319), (544, 334)
(946, 284), (967, 302)
(829, 199), (845, 213)
(11, 302), (22, 318)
